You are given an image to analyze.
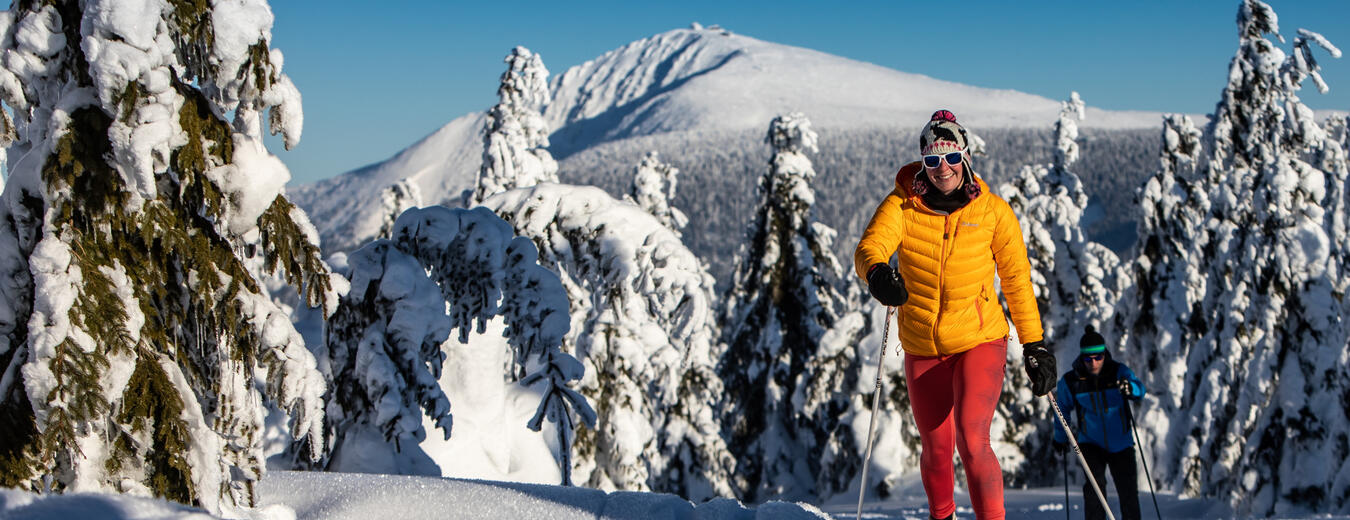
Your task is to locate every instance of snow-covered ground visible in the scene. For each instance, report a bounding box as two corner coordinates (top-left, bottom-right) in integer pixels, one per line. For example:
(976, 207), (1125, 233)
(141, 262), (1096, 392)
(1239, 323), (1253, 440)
(820, 480), (1228, 520)
(5, 470), (1348, 520)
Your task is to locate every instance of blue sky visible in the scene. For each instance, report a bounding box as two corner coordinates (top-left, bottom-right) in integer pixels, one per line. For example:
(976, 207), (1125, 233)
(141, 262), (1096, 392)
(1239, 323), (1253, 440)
(260, 1), (1347, 184)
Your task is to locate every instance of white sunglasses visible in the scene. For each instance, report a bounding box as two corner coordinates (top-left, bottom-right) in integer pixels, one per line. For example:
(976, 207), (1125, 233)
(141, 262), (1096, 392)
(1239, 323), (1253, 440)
(922, 150), (966, 169)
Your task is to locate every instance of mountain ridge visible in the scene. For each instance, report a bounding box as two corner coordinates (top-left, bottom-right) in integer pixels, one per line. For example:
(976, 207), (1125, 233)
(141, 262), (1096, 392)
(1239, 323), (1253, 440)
(289, 25), (1170, 255)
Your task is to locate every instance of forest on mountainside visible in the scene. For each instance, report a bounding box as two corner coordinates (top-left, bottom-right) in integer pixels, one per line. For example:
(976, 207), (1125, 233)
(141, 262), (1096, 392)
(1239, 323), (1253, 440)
(559, 126), (1157, 287)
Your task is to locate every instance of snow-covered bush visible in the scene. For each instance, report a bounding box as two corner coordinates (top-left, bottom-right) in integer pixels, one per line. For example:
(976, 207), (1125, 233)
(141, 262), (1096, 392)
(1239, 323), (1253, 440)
(995, 93), (1124, 486)
(308, 206), (594, 484)
(480, 182), (736, 501)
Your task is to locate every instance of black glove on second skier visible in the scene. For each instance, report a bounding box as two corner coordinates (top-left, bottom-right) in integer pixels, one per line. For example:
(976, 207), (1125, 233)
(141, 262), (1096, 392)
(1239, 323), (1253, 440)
(866, 263), (909, 307)
(1117, 379), (1135, 399)
(1021, 341), (1056, 396)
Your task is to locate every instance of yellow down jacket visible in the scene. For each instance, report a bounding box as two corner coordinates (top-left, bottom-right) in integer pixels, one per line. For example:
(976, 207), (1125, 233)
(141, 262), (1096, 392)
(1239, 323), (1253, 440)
(854, 161), (1043, 357)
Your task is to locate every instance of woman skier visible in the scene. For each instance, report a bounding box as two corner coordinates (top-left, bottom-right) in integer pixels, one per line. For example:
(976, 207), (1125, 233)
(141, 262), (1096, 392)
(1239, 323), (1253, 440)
(854, 109), (1056, 520)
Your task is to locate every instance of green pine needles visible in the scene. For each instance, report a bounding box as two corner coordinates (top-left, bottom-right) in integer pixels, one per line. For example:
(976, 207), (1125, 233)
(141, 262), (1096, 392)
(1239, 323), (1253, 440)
(0, 0), (330, 513)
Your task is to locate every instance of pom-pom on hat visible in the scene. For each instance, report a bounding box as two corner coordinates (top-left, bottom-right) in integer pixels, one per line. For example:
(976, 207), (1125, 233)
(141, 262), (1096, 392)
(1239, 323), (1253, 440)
(920, 109), (970, 155)
(1079, 325), (1106, 355)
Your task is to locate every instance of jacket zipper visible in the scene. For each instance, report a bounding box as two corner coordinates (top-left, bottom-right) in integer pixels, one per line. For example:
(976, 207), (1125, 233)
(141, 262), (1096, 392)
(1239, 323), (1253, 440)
(934, 214), (950, 349)
(1091, 381), (1111, 453)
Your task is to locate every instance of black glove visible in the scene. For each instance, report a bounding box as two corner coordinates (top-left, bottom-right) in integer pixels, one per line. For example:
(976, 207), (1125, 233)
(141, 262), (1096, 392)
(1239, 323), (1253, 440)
(1118, 379), (1134, 398)
(866, 263), (909, 307)
(1052, 440), (1067, 454)
(1021, 341), (1056, 397)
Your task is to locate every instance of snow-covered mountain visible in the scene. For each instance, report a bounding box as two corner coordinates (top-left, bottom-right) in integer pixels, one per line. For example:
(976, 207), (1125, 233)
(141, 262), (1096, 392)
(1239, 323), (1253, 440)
(545, 25), (1159, 147)
(288, 25), (1164, 255)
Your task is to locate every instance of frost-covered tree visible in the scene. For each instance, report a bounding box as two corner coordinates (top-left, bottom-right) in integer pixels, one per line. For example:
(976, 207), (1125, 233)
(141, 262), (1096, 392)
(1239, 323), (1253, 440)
(999, 93), (1125, 355)
(481, 183), (736, 501)
(718, 113), (866, 502)
(309, 206), (595, 484)
(992, 93), (1123, 486)
(306, 239), (451, 476)
(468, 46), (557, 206)
(836, 303), (917, 500)
(1109, 113), (1208, 461)
(0, 1), (337, 514)
(0, 99), (13, 183)
(1126, 1), (1350, 514)
(626, 151), (688, 236)
(1317, 114), (1350, 271)
(376, 178), (423, 239)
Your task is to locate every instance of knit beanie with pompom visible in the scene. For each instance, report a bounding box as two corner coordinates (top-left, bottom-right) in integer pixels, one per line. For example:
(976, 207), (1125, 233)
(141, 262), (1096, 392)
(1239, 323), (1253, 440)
(1079, 325), (1106, 355)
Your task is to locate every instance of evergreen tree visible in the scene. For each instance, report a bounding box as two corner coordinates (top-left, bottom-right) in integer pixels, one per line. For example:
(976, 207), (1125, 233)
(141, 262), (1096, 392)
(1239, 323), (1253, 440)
(626, 151), (689, 237)
(1109, 113), (1208, 462)
(0, 1), (335, 514)
(312, 206), (595, 484)
(308, 239), (452, 475)
(481, 183), (736, 501)
(1128, 1), (1349, 514)
(839, 303), (919, 500)
(1317, 114), (1350, 272)
(718, 113), (865, 501)
(992, 93), (1122, 485)
(999, 93), (1124, 355)
(376, 178), (423, 239)
(468, 46), (557, 206)
(0, 96), (13, 184)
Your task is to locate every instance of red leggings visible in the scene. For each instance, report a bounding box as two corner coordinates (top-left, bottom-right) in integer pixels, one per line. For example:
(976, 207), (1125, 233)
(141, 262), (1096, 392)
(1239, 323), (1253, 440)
(904, 338), (1007, 520)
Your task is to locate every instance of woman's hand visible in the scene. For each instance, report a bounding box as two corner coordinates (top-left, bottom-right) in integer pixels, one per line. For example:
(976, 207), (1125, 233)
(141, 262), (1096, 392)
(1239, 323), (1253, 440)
(866, 263), (909, 306)
(1021, 341), (1056, 396)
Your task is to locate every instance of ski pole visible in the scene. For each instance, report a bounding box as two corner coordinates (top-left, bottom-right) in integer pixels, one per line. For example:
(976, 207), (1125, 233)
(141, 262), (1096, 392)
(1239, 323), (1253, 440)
(856, 306), (896, 520)
(1063, 446), (1069, 520)
(1047, 392), (1116, 520)
(1126, 401), (1163, 520)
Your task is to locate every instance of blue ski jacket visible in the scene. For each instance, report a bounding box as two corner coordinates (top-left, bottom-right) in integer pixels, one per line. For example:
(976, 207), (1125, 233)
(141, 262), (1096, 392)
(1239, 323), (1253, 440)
(1052, 351), (1144, 453)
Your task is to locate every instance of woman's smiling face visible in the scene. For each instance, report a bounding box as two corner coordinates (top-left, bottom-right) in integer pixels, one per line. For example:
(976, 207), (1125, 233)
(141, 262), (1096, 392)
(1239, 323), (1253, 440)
(926, 149), (965, 195)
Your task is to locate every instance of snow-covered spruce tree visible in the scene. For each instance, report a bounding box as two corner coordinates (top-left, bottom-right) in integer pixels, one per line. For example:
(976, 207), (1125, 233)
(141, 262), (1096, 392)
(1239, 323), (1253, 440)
(1318, 114), (1350, 271)
(1139, 1), (1350, 514)
(717, 113), (866, 502)
(1108, 113), (1208, 483)
(467, 46), (557, 206)
(998, 93), (1125, 354)
(837, 303), (917, 500)
(481, 183), (737, 501)
(304, 238), (452, 475)
(993, 94), (1126, 484)
(0, 1), (335, 514)
(626, 151), (689, 237)
(310, 206), (595, 484)
(376, 178), (423, 239)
